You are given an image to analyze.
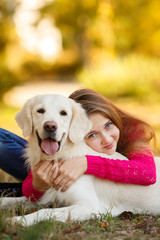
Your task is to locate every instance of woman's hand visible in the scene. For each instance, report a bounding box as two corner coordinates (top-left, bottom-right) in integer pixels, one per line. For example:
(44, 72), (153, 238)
(32, 160), (59, 191)
(53, 157), (87, 192)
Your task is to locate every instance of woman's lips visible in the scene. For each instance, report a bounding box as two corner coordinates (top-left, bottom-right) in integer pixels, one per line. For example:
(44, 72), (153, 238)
(104, 141), (114, 149)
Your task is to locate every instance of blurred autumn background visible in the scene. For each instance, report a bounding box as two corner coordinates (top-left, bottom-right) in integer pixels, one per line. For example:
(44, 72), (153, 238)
(0, 0), (160, 162)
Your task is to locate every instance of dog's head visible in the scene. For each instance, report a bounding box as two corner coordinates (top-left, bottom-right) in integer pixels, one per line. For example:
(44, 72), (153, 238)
(16, 94), (92, 156)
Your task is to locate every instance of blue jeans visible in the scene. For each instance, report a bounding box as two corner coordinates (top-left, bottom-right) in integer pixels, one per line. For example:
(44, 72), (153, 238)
(0, 128), (29, 181)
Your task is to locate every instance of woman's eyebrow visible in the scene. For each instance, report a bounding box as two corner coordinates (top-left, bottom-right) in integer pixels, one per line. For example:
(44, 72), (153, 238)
(88, 131), (94, 135)
(104, 120), (108, 126)
(104, 119), (111, 125)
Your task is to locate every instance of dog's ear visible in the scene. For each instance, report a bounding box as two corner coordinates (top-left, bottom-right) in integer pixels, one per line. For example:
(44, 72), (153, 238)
(69, 99), (92, 144)
(15, 97), (34, 137)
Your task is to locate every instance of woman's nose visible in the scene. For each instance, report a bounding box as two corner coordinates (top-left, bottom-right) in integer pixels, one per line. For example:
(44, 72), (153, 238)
(101, 133), (111, 145)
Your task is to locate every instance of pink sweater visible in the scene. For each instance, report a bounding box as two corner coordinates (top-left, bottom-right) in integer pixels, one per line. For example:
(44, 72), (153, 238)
(22, 152), (156, 201)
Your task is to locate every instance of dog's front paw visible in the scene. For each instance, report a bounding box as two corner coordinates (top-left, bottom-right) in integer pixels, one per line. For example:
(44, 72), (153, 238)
(7, 216), (27, 227)
(9, 214), (39, 227)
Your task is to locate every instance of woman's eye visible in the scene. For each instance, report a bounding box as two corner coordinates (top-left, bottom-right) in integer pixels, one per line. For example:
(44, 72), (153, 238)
(105, 122), (112, 128)
(88, 133), (96, 139)
(37, 108), (45, 114)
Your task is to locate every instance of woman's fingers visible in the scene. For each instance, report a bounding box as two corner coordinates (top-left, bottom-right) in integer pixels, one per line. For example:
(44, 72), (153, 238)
(33, 158), (85, 192)
(32, 160), (57, 191)
(53, 170), (76, 191)
(50, 163), (59, 181)
(53, 177), (74, 192)
(61, 180), (73, 192)
(34, 160), (52, 176)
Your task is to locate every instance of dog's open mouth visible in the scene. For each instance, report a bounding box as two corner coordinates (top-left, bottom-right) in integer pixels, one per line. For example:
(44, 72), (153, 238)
(36, 132), (60, 156)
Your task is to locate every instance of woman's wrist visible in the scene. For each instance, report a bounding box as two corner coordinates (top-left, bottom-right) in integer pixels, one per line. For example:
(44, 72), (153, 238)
(32, 180), (45, 192)
(82, 156), (88, 173)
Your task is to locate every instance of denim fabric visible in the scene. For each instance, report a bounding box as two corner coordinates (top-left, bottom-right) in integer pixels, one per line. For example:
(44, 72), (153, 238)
(0, 128), (28, 181)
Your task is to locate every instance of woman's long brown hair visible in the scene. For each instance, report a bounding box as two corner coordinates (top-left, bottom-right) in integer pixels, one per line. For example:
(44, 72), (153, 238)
(69, 88), (156, 156)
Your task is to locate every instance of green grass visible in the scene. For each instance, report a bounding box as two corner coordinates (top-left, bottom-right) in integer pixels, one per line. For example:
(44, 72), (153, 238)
(0, 207), (160, 240)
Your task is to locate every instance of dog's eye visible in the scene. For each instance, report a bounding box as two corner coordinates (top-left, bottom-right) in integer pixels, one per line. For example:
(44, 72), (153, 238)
(60, 110), (67, 116)
(37, 108), (45, 114)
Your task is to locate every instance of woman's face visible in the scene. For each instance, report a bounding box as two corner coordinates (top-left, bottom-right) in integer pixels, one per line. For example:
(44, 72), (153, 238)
(85, 113), (120, 155)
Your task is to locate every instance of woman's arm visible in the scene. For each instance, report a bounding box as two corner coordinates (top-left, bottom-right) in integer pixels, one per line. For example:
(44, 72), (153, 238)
(22, 169), (44, 202)
(53, 151), (156, 191)
(86, 152), (156, 185)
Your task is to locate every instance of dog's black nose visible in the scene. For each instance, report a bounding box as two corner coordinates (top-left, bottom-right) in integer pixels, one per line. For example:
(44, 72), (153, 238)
(44, 121), (57, 133)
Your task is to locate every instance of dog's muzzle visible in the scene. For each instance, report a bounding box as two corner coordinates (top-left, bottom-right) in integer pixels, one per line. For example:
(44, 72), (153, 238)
(36, 131), (60, 156)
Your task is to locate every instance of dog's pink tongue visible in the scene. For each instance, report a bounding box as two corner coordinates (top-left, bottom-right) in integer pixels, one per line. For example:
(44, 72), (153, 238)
(41, 138), (59, 156)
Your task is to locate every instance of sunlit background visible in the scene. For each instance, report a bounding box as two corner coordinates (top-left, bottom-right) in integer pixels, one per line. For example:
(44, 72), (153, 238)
(1, 0), (160, 101)
(14, 0), (62, 62)
(0, 0), (160, 160)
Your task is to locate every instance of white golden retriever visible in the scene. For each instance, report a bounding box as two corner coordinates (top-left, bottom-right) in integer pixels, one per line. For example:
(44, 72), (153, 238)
(1, 94), (160, 226)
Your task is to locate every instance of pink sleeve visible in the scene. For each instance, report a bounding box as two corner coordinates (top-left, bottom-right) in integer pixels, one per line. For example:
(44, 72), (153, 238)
(22, 169), (44, 202)
(85, 152), (156, 185)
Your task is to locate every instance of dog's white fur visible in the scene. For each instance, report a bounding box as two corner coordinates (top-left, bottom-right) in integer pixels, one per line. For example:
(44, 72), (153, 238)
(1, 94), (160, 226)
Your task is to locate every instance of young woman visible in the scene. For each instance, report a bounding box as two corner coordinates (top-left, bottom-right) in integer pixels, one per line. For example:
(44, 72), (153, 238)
(0, 89), (157, 200)
(41, 88), (156, 192)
